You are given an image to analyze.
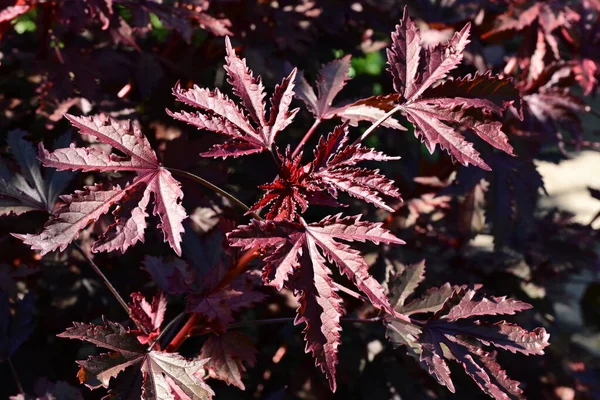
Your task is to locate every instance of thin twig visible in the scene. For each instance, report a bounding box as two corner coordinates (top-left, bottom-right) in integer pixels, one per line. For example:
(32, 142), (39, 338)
(292, 119), (322, 158)
(8, 358), (24, 395)
(148, 312), (185, 352)
(71, 243), (134, 325)
(352, 104), (403, 146)
(166, 167), (262, 221)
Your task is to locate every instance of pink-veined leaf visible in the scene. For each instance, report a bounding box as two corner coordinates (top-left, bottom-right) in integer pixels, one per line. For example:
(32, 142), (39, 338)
(384, 262), (550, 399)
(250, 123), (402, 220)
(58, 318), (215, 399)
(0, 130), (74, 216)
(386, 9), (521, 170)
(128, 292), (167, 345)
(141, 351), (214, 400)
(12, 114), (187, 256)
(228, 213), (404, 391)
(288, 246), (343, 392)
(388, 259), (425, 309)
(295, 57), (405, 130)
(442, 289), (532, 321)
(169, 37), (299, 158)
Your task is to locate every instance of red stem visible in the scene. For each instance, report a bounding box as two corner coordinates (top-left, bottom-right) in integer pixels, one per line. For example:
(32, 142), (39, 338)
(291, 119), (321, 158)
(165, 246), (261, 352)
(164, 313), (200, 352)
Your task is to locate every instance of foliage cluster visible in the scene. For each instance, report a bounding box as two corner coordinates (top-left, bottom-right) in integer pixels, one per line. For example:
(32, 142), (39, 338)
(1, 1), (599, 399)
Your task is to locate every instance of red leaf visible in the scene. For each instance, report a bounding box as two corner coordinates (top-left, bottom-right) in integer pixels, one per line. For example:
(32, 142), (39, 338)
(295, 56), (352, 119)
(58, 318), (214, 399)
(295, 58), (405, 130)
(387, 10), (421, 100)
(13, 114), (187, 256)
(386, 9), (520, 170)
(169, 37), (299, 158)
(129, 292), (167, 345)
(288, 247), (343, 392)
(199, 332), (256, 389)
(228, 214), (404, 390)
(0, 130), (74, 216)
(441, 289), (532, 321)
(385, 262), (550, 399)
(251, 123), (402, 219)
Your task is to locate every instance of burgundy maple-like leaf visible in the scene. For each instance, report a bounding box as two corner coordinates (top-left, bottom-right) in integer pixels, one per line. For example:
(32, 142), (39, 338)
(144, 226), (266, 331)
(128, 292), (167, 345)
(250, 123), (402, 220)
(58, 318), (214, 399)
(13, 114), (187, 256)
(294, 57), (405, 131)
(510, 63), (590, 152)
(388, 259), (425, 309)
(386, 9), (521, 170)
(183, 265), (265, 332)
(439, 151), (545, 248)
(141, 351), (213, 400)
(199, 331), (256, 390)
(228, 214), (404, 391)
(384, 261), (550, 400)
(0, 130), (74, 216)
(124, 0), (231, 42)
(169, 37), (298, 158)
(561, 2), (600, 95)
(483, 2), (579, 80)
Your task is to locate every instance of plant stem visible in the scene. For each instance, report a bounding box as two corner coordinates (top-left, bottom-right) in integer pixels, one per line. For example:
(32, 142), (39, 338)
(292, 119), (322, 158)
(71, 243), (133, 322)
(148, 312), (185, 352)
(214, 246), (261, 291)
(165, 245), (261, 352)
(333, 281), (369, 303)
(352, 104), (403, 146)
(166, 167), (262, 221)
(165, 312), (200, 352)
(8, 358), (24, 395)
(332, 282), (414, 323)
(164, 168), (266, 353)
